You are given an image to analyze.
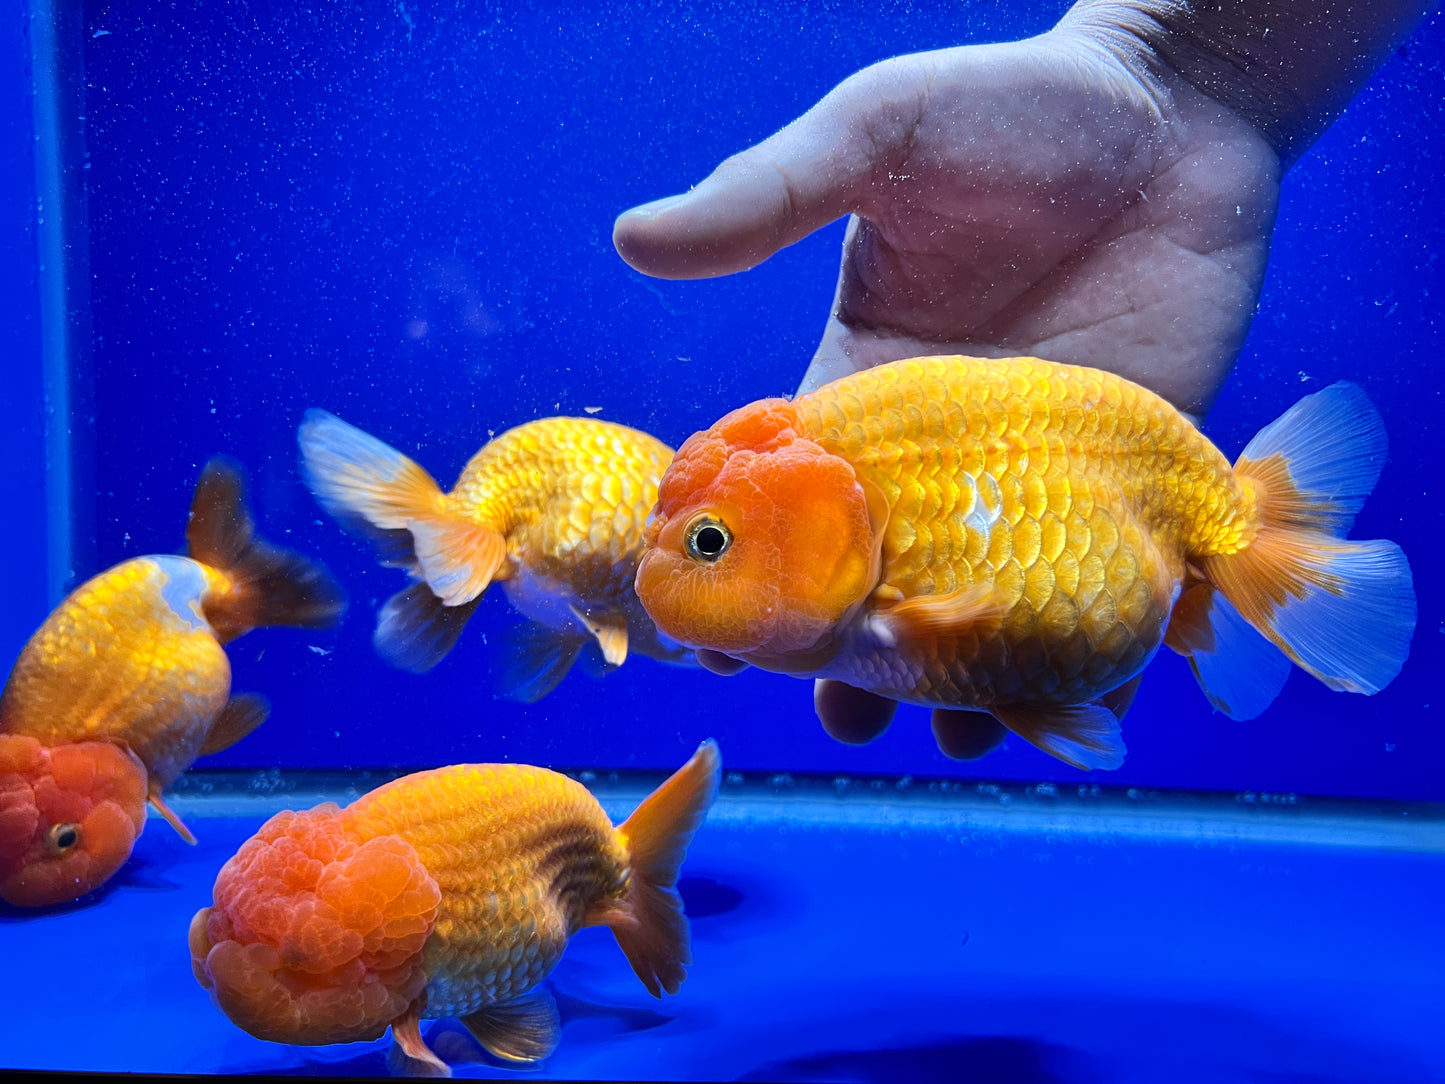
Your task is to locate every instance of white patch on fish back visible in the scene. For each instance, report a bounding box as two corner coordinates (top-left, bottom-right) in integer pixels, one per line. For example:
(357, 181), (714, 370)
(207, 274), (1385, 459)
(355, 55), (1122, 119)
(149, 555), (212, 633)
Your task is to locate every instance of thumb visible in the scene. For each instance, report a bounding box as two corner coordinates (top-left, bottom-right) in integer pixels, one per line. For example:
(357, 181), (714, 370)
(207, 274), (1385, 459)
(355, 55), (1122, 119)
(612, 64), (910, 279)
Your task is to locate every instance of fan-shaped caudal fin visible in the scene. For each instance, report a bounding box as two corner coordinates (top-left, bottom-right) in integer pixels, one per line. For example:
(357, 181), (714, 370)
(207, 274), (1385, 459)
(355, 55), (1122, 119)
(607, 740), (722, 998)
(190, 804), (441, 1047)
(1164, 583), (1292, 719)
(298, 409), (507, 607)
(186, 458), (347, 643)
(0, 735), (149, 909)
(1203, 382), (1416, 697)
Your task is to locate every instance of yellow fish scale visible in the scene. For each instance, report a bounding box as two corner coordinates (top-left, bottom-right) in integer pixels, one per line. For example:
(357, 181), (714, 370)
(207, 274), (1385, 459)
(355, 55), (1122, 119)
(0, 555), (232, 787)
(445, 417), (674, 599)
(795, 357), (1255, 706)
(343, 763), (629, 1019)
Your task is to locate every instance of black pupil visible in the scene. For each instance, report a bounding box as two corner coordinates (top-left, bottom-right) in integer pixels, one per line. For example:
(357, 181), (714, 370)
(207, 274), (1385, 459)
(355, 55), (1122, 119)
(56, 826), (78, 849)
(695, 525), (727, 556)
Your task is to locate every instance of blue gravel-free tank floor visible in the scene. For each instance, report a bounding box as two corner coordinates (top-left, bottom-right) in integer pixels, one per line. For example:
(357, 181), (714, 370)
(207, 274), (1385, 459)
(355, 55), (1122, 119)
(2, 778), (1441, 1083)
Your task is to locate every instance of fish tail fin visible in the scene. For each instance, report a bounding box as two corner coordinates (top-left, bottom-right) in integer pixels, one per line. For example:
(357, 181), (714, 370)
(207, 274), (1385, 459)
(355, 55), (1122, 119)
(1164, 583), (1293, 719)
(1201, 382), (1416, 699)
(187, 458), (347, 642)
(609, 740), (722, 998)
(298, 409), (507, 606)
(373, 584), (482, 673)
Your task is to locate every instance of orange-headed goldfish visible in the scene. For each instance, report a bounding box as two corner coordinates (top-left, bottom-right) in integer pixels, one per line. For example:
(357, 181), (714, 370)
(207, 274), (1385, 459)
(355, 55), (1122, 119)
(635, 356), (1416, 770)
(189, 739), (721, 1073)
(298, 411), (694, 700)
(0, 460), (345, 908)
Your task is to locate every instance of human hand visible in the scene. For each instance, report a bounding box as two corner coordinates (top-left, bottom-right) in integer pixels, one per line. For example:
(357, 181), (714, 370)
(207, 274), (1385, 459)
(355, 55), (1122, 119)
(613, 13), (1282, 419)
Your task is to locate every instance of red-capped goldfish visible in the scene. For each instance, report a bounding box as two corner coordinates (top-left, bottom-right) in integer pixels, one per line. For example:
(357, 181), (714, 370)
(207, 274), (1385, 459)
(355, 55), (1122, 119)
(298, 410), (693, 699)
(0, 460), (345, 908)
(189, 740), (721, 1073)
(635, 356), (1416, 770)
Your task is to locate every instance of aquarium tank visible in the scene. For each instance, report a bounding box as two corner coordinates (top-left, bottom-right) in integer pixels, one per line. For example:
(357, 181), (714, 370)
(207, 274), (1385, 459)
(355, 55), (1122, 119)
(3, 1), (1442, 1081)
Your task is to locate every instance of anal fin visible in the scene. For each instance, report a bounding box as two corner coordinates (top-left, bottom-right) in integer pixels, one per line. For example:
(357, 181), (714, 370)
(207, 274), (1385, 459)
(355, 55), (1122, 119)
(570, 605), (629, 667)
(991, 702), (1126, 771)
(198, 693), (270, 757)
(459, 987), (561, 1064)
(498, 622), (585, 703)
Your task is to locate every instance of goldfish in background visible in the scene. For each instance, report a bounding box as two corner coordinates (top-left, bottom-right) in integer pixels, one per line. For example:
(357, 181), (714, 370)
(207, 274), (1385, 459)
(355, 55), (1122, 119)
(635, 356), (1416, 770)
(190, 739), (721, 1074)
(298, 410), (693, 700)
(0, 460), (345, 909)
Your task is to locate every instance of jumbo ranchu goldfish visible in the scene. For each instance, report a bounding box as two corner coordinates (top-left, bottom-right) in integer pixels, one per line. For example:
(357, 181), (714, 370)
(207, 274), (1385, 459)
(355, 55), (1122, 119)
(190, 740), (721, 1074)
(298, 411), (693, 699)
(0, 460), (345, 908)
(635, 356), (1416, 770)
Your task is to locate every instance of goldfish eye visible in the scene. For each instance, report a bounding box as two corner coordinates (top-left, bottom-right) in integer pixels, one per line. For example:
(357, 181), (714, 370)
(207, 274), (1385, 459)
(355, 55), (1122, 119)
(45, 823), (81, 856)
(684, 515), (732, 563)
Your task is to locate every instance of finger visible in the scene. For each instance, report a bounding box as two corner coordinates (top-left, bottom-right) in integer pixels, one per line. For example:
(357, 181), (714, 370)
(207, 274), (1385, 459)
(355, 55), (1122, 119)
(930, 709), (1009, 760)
(696, 649), (750, 676)
(612, 64), (917, 280)
(814, 679), (898, 745)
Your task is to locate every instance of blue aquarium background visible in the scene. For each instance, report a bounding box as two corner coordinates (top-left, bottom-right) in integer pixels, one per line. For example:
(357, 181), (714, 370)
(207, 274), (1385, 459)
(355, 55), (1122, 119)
(2, 2), (1443, 1080)
(9, 0), (1436, 801)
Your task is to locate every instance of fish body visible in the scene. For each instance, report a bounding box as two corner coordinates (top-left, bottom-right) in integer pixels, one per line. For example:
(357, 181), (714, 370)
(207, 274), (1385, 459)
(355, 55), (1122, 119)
(0, 461), (345, 908)
(2, 555), (233, 792)
(190, 741), (722, 1072)
(635, 356), (1415, 769)
(299, 411), (693, 699)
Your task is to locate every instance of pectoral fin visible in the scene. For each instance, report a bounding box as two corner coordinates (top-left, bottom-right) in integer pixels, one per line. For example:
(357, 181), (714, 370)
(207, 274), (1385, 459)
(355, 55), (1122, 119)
(388, 996), (451, 1077)
(459, 987), (561, 1064)
(870, 584), (1006, 646)
(569, 605), (629, 667)
(198, 693), (270, 757)
(148, 788), (198, 845)
(991, 702), (1126, 771)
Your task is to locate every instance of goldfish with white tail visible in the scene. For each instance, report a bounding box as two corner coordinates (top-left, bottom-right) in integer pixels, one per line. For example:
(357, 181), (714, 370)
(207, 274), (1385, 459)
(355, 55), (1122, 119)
(635, 356), (1416, 769)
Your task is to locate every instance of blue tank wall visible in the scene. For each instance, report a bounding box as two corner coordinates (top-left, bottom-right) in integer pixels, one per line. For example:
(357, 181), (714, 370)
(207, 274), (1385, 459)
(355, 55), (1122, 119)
(6, 1), (1443, 800)
(0, 5), (51, 669)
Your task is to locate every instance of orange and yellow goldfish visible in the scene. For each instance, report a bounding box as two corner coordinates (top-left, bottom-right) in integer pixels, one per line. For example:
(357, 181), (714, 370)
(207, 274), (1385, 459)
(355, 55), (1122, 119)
(635, 356), (1416, 769)
(190, 740), (721, 1073)
(0, 460), (345, 908)
(298, 411), (693, 700)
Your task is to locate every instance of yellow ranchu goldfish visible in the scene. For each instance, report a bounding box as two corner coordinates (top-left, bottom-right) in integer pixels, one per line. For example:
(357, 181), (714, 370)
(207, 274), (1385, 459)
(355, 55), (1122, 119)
(0, 460), (345, 909)
(189, 739), (721, 1074)
(635, 356), (1416, 770)
(298, 410), (694, 699)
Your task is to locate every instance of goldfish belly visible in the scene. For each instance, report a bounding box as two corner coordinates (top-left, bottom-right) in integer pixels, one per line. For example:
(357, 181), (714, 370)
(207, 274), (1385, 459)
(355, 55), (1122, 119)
(419, 897), (571, 1018)
(838, 539), (1183, 711)
(0, 556), (231, 774)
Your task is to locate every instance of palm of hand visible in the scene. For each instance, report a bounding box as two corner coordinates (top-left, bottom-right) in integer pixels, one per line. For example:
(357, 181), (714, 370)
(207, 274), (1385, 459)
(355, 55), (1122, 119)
(804, 35), (1283, 414)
